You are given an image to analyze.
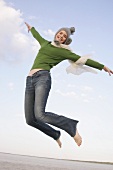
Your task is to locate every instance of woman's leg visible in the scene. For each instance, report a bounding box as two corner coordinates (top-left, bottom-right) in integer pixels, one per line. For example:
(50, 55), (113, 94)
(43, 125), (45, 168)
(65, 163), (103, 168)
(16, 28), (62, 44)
(34, 71), (79, 138)
(24, 75), (61, 142)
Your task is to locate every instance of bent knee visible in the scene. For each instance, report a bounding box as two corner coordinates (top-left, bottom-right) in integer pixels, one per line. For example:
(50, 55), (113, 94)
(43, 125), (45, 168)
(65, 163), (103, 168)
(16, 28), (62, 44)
(25, 118), (34, 127)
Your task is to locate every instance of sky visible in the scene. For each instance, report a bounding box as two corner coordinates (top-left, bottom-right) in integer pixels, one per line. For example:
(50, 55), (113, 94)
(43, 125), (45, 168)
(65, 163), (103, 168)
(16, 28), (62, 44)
(0, 0), (113, 162)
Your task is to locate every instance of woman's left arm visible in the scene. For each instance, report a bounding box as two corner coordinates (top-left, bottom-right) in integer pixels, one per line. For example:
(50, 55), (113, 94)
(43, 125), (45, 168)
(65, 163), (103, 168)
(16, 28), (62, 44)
(61, 50), (113, 76)
(85, 58), (113, 76)
(103, 66), (113, 76)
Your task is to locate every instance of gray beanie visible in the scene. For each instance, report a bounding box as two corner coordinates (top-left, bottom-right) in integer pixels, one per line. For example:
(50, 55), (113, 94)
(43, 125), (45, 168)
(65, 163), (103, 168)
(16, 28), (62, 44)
(54, 27), (75, 45)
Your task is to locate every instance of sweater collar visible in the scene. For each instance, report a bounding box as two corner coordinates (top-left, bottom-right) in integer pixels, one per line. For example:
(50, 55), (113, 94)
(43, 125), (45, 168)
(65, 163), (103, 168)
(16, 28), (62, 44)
(51, 41), (72, 51)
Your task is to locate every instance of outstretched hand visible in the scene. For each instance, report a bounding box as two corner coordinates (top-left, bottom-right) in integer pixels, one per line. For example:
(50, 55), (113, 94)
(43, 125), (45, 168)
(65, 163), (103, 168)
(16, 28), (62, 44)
(25, 22), (32, 33)
(103, 66), (113, 76)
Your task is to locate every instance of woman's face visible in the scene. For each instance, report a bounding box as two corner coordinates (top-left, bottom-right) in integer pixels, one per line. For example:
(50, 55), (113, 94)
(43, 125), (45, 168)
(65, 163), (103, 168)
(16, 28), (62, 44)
(55, 30), (67, 44)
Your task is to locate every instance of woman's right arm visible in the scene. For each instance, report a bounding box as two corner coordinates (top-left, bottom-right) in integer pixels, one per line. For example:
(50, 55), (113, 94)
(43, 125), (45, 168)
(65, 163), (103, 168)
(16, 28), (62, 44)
(25, 22), (47, 46)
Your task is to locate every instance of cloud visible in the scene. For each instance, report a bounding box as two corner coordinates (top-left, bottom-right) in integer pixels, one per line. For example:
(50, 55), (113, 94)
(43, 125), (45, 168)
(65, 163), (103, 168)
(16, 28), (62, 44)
(82, 85), (93, 92)
(27, 15), (37, 20)
(67, 84), (76, 88)
(55, 84), (96, 103)
(83, 99), (90, 103)
(0, 0), (39, 64)
(8, 82), (14, 90)
(67, 83), (93, 93)
(98, 95), (105, 100)
(55, 89), (93, 103)
(43, 29), (55, 37)
(55, 89), (78, 98)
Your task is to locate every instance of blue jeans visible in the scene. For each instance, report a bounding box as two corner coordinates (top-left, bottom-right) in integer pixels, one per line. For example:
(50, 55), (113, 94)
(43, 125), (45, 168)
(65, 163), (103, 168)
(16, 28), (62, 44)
(24, 70), (78, 140)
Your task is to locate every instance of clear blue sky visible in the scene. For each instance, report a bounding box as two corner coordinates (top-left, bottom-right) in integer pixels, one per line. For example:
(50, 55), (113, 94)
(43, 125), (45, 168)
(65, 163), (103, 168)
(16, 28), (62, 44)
(0, 0), (113, 162)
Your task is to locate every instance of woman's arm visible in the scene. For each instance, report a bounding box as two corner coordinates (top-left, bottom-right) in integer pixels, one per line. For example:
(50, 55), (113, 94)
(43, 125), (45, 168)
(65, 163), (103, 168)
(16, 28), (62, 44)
(25, 22), (48, 46)
(61, 49), (113, 76)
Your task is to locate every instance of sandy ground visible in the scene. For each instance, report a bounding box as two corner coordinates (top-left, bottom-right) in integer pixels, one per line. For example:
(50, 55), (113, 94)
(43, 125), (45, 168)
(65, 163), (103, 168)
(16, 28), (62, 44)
(0, 152), (113, 170)
(0, 161), (62, 170)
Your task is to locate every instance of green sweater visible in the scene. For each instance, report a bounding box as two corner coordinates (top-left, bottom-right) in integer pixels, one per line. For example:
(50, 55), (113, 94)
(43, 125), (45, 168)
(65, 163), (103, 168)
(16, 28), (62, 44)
(30, 27), (104, 71)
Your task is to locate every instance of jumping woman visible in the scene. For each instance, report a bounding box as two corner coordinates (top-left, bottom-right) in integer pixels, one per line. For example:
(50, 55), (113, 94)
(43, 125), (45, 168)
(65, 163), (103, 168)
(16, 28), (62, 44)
(24, 22), (113, 148)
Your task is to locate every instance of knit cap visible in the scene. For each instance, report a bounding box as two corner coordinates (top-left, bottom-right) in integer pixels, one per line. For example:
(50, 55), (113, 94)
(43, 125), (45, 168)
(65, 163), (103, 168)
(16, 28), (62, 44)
(54, 27), (75, 45)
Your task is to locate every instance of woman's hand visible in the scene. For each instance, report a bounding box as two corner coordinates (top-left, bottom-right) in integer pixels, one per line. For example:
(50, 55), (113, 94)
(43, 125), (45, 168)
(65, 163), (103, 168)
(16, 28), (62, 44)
(103, 66), (113, 76)
(25, 22), (32, 32)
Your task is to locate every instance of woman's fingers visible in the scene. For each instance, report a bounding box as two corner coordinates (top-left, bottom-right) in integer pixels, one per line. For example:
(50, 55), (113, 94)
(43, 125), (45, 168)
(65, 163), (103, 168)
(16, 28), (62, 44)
(24, 22), (31, 32)
(25, 22), (30, 28)
(103, 66), (113, 76)
(109, 70), (113, 76)
(25, 22), (28, 26)
(111, 70), (113, 74)
(107, 69), (113, 76)
(109, 71), (111, 76)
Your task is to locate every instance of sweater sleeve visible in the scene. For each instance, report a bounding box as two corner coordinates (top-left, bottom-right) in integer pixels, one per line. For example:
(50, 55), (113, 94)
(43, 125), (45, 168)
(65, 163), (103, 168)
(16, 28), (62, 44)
(60, 49), (104, 70)
(30, 27), (48, 46)
(85, 59), (104, 70)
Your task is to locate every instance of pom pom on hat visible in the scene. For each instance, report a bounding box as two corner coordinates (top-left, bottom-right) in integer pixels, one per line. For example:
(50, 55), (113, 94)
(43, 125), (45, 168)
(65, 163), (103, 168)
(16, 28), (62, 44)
(70, 27), (75, 34)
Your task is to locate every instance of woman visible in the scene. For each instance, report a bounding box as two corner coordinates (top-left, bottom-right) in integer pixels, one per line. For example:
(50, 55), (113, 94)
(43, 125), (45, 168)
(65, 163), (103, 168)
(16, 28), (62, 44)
(24, 22), (113, 148)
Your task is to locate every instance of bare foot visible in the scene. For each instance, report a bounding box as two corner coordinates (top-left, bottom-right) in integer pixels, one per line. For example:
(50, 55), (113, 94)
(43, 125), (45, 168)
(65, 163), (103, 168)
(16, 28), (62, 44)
(56, 138), (62, 148)
(73, 129), (82, 146)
